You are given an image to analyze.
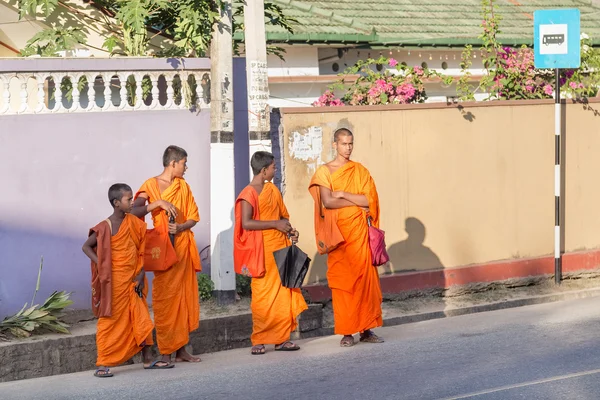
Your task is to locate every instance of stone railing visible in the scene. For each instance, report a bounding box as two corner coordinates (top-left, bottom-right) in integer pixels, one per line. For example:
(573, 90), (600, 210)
(0, 58), (211, 115)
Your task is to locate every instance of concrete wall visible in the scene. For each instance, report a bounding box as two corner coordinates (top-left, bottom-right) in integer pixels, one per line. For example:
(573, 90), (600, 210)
(278, 99), (600, 285)
(0, 110), (210, 318)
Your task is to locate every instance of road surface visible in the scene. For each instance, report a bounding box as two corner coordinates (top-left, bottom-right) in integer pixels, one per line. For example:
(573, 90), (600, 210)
(2, 296), (600, 399)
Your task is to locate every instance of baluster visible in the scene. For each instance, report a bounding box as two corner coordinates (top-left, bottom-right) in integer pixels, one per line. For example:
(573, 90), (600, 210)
(118, 73), (128, 110)
(0, 75), (12, 114)
(150, 73), (159, 109)
(53, 74), (63, 112)
(102, 73), (112, 110)
(34, 74), (45, 113)
(18, 74), (29, 114)
(165, 73), (174, 108)
(134, 72), (143, 109)
(88, 75), (97, 111)
(71, 74), (81, 112)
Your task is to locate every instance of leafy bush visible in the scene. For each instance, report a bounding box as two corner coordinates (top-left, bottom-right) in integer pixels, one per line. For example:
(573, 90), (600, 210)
(236, 274), (252, 298)
(197, 273), (214, 301)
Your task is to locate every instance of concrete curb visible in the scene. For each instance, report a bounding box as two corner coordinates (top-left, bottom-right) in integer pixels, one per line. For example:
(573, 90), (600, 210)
(2, 288), (600, 383)
(381, 287), (600, 328)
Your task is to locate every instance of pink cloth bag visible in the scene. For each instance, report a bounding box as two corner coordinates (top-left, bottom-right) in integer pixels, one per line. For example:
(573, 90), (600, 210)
(367, 216), (389, 266)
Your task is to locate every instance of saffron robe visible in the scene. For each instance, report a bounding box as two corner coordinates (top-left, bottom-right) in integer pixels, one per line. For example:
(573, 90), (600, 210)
(92, 214), (154, 367)
(136, 177), (201, 354)
(309, 161), (383, 335)
(235, 183), (308, 345)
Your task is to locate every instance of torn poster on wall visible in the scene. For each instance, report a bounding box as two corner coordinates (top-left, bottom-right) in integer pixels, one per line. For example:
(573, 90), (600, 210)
(289, 126), (324, 173)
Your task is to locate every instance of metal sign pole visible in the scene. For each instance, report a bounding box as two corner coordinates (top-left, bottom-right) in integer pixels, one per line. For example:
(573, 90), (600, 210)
(554, 67), (562, 284)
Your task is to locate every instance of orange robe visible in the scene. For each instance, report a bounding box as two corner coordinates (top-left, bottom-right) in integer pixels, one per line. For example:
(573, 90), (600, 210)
(93, 214), (154, 367)
(136, 177), (201, 355)
(235, 183), (308, 345)
(309, 161), (383, 335)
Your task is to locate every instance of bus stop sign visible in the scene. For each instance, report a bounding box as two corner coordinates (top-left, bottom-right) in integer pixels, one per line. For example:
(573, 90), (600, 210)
(534, 8), (581, 69)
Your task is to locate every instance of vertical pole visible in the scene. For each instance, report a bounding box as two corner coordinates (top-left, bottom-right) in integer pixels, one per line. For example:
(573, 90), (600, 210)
(554, 68), (562, 285)
(210, 0), (236, 304)
(244, 0), (271, 158)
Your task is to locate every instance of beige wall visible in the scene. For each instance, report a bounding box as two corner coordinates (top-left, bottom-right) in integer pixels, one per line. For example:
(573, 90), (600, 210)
(280, 100), (600, 284)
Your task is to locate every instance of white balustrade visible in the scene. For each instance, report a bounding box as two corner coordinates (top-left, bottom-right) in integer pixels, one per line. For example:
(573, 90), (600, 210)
(0, 69), (210, 115)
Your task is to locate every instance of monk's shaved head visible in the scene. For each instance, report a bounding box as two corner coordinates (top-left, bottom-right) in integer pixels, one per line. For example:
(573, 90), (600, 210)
(108, 183), (132, 206)
(162, 145), (188, 167)
(333, 128), (353, 143)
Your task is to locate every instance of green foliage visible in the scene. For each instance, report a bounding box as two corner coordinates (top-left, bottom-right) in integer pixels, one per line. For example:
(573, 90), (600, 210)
(314, 56), (452, 106)
(0, 257), (73, 339)
(18, 0), (58, 18)
(197, 273), (214, 301)
(236, 274), (251, 297)
(18, 0), (296, 59)
(19, 27), (86, 57)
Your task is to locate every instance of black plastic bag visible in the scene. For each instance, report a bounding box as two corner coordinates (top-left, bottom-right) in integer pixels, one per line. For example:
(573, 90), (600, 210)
(273, 244), (311, 289)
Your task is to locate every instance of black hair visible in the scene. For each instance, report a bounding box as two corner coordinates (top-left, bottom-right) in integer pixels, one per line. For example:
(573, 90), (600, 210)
(334, 128), (353, 142)
(162, 145), (188, 167)
(250, 151), (275, 175)
(108, 183), (132, 207)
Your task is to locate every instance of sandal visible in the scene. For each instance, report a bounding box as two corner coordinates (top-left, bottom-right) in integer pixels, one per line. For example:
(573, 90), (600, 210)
(94, 367), (113, 378)
(251, 344), (266, 355)
(359, 330), (384, 344)
(275, 341), (300, 351)
(143, 360), (175, 369)
(340, 335), (355, 347)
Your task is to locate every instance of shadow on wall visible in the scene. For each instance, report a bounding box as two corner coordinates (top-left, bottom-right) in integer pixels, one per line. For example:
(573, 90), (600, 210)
(384, 217), (444, 274)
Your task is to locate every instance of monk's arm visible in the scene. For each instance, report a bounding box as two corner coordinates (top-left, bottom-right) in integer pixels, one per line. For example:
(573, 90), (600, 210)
(241, 200), (292, 233)
(335, 191), (369, 208)
(82, 232), (98, 264)
(131, 194), (178, 218)
(171, 219), (197, 235)
(319, 186), (355, 209)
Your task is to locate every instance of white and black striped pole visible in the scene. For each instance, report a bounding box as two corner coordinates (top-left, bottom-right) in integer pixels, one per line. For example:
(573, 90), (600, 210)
(554, 67), (562, 285)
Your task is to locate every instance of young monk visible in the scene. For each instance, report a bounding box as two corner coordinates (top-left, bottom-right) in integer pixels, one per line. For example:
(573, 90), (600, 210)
(308, 128), (384, 348)
(132, 145), (201, 364)
(82, 183), (171, 378)
(234, 151), (308, 355)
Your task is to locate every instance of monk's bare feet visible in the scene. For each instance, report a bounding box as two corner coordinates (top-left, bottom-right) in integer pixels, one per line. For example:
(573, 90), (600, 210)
(251, 344), (266, 355)
(274, 341), (300, 351)
(340, 335), (355, 347)
(175, 347), (201, 362)
(141, 345), (153, 365)
(143, 353), (174, 369)
(359, 330), (384, 343)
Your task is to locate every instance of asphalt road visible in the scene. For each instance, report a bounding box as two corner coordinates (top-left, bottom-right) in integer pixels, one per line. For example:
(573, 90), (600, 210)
(2, 296), (600, 400)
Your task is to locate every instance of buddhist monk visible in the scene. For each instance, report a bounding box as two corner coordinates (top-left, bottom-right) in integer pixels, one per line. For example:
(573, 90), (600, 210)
(82, 183), (170, 378)
(309, 128), (384, 347)
(235, 151), (308, 355)
(132, 145), (202, 364)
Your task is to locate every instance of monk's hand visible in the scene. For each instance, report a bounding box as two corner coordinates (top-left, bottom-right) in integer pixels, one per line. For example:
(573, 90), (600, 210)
(332, 191), (345, 199)
(289, 229), (299, 244)
(134, 270), (145, 293)
(156, 200), (177, 218)
(274, 219), (292, 234)
(168, 222), (179, 235)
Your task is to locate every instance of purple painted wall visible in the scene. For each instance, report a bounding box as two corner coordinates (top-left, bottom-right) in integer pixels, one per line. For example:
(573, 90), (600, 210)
(0, 110), (210, 318)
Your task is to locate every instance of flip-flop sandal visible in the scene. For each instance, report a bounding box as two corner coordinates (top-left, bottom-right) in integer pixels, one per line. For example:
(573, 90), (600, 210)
(275, 341), (300, 351)
(94, 368), (113, 378)
(174, 356), (202, 363)
(144, 360), (175, 369)
(340, 336), (355, 347)
(251, 345), (266, 355)
(359, 332), (384, 343)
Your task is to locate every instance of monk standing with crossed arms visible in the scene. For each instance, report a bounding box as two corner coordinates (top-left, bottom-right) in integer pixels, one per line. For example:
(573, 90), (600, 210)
(132, 145), (202, 364)
(309, 128), (384, 347)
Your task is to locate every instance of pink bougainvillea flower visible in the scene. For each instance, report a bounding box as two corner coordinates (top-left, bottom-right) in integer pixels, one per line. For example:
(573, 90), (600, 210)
(388, 58), (398, 67)
(544, 85), (554, 96)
